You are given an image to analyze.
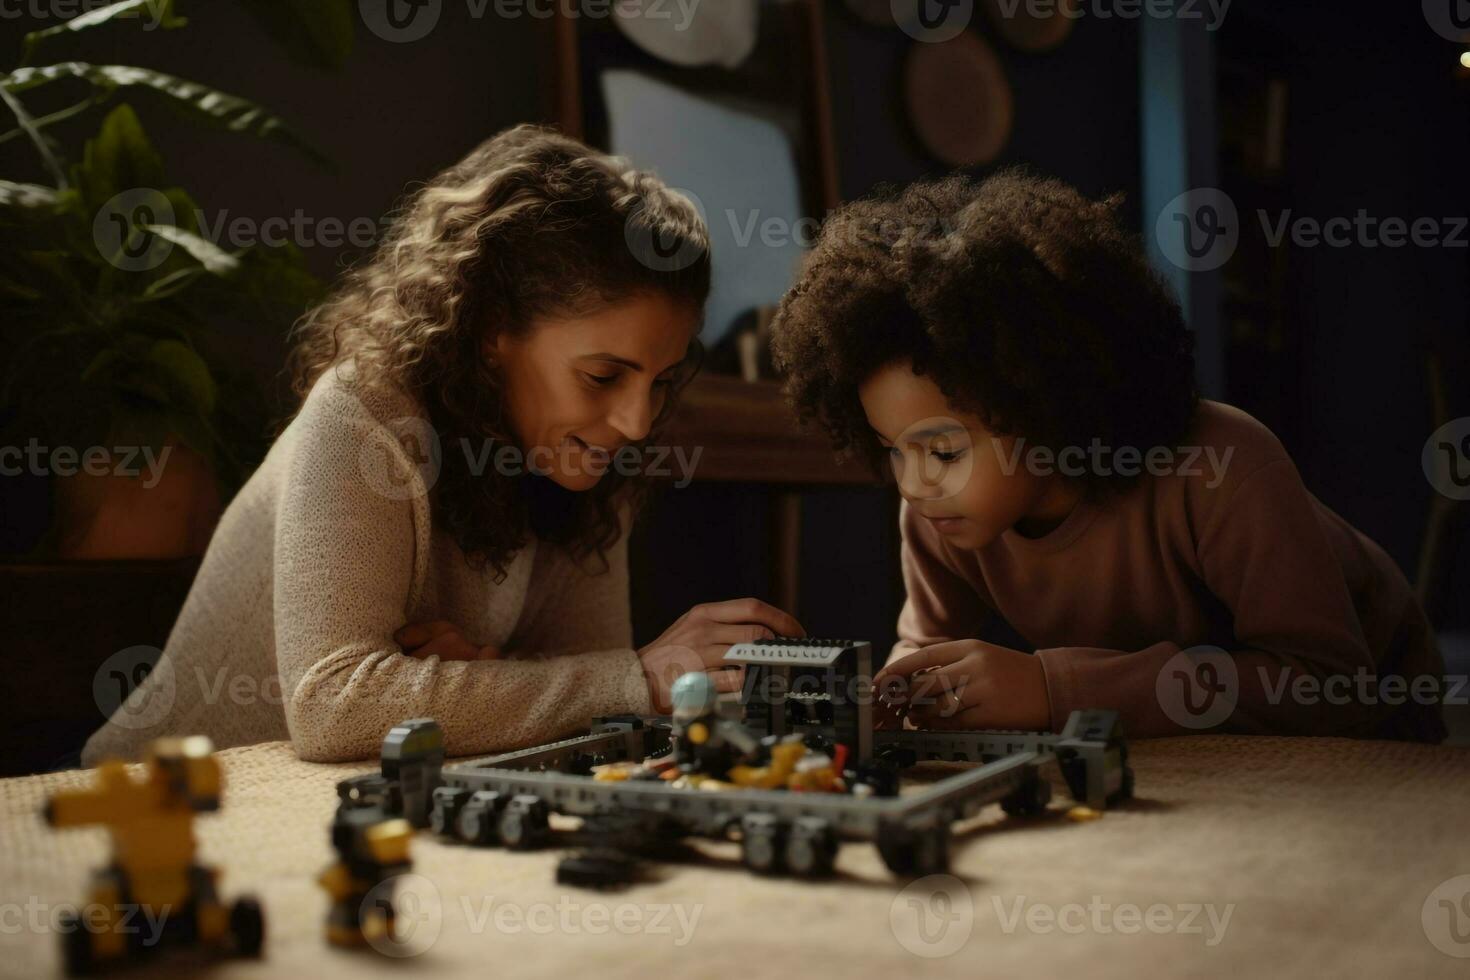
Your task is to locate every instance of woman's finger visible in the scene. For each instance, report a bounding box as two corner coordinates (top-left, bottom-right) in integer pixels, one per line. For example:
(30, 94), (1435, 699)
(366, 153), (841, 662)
(395, 620), (458, 649)
(407, 631), (479, 662)
(710, 667), (746, 693)
(699, 598), (804, 639)
(703, 623), (775, 648)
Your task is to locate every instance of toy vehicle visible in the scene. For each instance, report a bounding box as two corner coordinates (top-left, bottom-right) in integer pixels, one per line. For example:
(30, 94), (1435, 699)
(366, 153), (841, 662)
(42, 736), (264, 975)
(340, 639), (1133, 879)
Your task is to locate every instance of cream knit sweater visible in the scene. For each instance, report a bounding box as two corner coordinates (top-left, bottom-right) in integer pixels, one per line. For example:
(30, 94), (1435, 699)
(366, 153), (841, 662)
(80, 365), (653, 766)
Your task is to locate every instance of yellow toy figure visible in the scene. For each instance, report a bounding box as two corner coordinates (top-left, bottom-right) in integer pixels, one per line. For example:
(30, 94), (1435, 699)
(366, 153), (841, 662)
(42, 736), (264, 976)
(318, 802), (414, 949)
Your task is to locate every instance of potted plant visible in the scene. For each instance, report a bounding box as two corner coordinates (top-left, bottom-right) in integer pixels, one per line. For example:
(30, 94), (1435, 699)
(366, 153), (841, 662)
(0, 0), (351, 559)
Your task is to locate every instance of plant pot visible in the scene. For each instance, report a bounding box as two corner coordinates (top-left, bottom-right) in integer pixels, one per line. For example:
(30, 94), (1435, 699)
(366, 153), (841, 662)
(52, 439), (222, 560)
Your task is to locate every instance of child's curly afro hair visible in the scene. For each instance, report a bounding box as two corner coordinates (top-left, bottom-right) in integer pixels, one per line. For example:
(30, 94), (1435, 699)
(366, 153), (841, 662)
(770, 170), (1198, 492)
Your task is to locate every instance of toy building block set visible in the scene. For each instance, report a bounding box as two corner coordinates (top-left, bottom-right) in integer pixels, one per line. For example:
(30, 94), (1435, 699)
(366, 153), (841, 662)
(40, 637), (1133, 970)
(339, 638), (1134, 878)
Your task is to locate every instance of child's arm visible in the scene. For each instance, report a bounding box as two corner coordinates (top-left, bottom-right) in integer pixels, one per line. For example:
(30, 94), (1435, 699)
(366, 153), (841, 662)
(891, 501), (996, 661)
(1037, 458), (1388, 737)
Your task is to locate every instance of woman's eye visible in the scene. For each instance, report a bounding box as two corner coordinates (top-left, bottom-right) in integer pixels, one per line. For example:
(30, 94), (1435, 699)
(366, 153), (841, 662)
(931, 450), (965, 463)
(583, 372), (618, 386)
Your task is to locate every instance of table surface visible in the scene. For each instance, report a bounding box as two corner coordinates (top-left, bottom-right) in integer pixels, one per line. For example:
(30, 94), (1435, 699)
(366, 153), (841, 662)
(3, 735), (1469, 979)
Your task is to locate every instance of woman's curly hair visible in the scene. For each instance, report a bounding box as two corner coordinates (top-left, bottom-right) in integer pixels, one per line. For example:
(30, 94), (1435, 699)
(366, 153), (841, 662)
(284, 124), (710, 578)
(771, 169), (1197, 493)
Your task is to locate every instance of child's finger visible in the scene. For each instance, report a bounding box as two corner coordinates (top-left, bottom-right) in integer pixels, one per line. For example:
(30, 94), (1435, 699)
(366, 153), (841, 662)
(875, 641), (972, 681)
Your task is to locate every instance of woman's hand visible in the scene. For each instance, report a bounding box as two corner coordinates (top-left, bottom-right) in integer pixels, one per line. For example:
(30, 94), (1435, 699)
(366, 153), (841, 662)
(873, 639), (1050, 731)
(637, 598), (804, 715)
(395, 620), (503, 662)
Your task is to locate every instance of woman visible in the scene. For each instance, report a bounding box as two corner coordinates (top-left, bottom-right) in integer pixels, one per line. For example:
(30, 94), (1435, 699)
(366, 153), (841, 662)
(82, 125), (801, 765)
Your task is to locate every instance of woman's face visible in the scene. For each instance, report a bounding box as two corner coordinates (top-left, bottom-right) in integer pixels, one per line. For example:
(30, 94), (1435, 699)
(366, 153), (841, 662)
(488, 292), (699, 492)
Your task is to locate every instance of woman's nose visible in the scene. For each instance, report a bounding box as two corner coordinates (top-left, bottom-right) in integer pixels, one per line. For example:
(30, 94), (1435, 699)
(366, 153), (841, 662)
(607, 386), (655, 443)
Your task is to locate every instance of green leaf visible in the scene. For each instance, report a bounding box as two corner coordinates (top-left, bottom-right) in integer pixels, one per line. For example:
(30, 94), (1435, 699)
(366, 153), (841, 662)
(0, 180), (60, 208)
(147, 337), (217, 415)
(142, 224), (239, 275)
(1, 63), (333, 169)
(21, 0), (188, 67)
(238, 0), (355, 71)
(72, 103), (165, 213)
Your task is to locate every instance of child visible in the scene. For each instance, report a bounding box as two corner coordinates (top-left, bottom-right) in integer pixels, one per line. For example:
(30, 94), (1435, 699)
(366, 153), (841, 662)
(770, 172), (1446, 741)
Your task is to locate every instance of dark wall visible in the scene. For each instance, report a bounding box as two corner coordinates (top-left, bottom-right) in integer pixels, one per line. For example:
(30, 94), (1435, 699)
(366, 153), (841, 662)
(1217, 1), (1470, 623)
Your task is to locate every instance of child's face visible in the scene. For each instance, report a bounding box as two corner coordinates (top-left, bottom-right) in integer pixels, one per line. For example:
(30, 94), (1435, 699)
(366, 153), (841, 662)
(487, 292), (696, 492)
(858, 360), (1080, 549)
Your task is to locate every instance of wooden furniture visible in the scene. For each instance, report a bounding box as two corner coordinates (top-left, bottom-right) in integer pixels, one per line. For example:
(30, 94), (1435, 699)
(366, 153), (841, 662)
(0, 558), (199, 776)
(660, 375), (881, 617)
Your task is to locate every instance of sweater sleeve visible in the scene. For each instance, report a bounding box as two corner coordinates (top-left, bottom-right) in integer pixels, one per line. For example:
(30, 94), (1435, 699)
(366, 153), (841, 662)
(1035, 458), (1383, 737)
(273, 384), (652, 763)
(894, 499), (996, 662)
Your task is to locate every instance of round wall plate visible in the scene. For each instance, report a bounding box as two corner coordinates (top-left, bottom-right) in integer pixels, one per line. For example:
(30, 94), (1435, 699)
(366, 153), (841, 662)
(904, 31), (1014, 166)
(983, 0), (1077, 52)
(613, 0), (760, 69)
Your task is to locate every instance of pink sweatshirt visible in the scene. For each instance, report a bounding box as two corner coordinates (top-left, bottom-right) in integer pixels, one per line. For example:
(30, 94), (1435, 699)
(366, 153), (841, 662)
(894, 401), (1447, 741)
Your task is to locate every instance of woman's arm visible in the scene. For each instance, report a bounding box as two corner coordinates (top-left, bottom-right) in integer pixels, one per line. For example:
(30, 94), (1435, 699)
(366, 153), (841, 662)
(272, 383), (651, 762)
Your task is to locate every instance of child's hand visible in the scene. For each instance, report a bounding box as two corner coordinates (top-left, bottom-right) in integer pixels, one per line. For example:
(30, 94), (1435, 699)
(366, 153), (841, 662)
(873, 640), (1050, 731)
(395, 620), (503, 662)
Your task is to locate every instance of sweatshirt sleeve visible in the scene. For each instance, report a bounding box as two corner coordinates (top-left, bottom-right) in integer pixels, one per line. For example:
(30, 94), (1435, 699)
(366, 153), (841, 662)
(273, 383), (652, 763)
(894, 499), (996, 662)
(1035, 458), (1383, 737)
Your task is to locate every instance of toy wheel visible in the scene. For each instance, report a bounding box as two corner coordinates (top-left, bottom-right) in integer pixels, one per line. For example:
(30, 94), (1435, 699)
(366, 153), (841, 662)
(1000, 774), (1052, 817)
(455, 791), (504, 846)
(430, 786), (471, 837)
(913, 826), (950, 875)
(229, 897), (265, 957)
(784, 819), (837, 877)
(58, 911), (94, 976)
(740, 815), (785, 874)
(498, 797), (550, 850)
(877, 824), (950, 877)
